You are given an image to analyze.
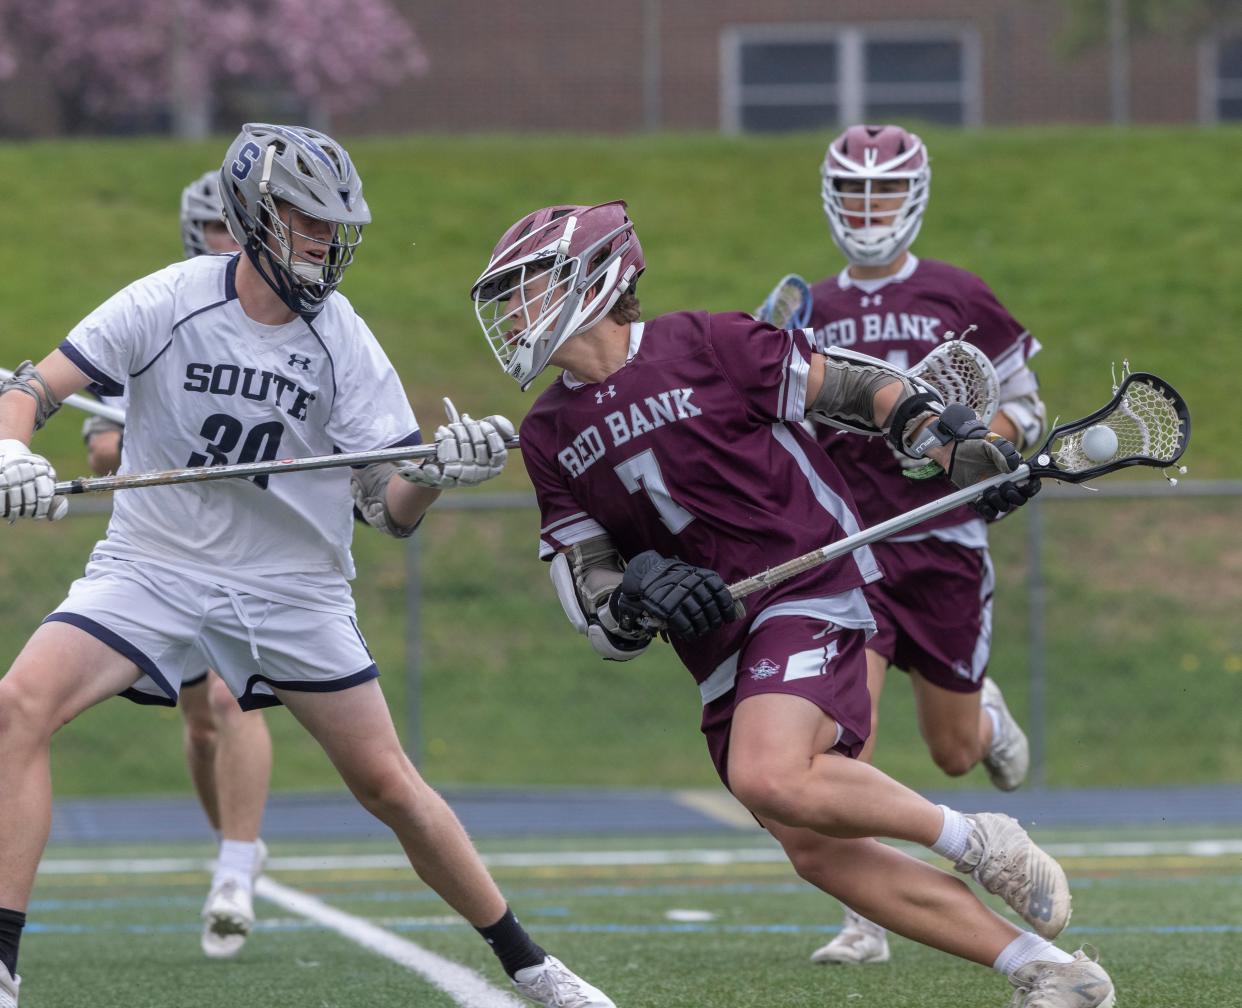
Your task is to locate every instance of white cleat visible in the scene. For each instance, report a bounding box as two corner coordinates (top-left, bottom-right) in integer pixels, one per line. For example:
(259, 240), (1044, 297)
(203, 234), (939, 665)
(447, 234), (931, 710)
(0, 967), (18, 1008)
(955, 812), (1071, 939)
(512, 955), (616, 1007)
(1006, 950), (1116, 1007)
(201, 878), (255, 959)
(810, 908), (890, 965)
(981, 678), (1030, 791)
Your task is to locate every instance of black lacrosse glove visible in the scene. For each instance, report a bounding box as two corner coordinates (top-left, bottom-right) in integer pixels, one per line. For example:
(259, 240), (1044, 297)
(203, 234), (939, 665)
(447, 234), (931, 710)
(609, 550), (740, 640)
(930, 404), (1042, 519)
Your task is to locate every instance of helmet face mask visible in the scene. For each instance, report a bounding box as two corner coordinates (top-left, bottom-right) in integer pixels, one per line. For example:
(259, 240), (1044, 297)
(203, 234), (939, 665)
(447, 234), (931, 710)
(821, 124), (931, 267)
(220, 123), (371, 317)
(471, 202), (644, 390)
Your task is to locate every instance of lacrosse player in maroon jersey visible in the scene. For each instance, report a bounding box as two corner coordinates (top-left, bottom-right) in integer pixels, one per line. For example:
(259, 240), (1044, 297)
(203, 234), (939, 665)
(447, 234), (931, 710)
(469, 201), (1115, 1007)
(804, 124), (1046, 966)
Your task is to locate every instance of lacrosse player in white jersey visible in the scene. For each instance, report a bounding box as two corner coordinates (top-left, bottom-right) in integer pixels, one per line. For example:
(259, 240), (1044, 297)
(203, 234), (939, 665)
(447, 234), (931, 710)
(80, 168), (277, 960)
(0, 123), (614, 1008)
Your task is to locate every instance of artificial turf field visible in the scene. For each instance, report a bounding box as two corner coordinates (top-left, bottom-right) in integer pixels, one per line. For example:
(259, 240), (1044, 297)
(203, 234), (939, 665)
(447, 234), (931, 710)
(21, 825), (1241, 1007)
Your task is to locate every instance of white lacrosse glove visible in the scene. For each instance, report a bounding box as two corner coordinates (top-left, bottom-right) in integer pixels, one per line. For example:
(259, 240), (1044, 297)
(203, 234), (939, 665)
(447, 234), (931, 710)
(0, 438), (68, 521)
(398, 398), (515, 489)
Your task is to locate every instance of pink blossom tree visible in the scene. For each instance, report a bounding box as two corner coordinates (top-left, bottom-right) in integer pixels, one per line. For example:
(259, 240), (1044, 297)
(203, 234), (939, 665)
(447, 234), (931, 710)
(0, 0), (428, 136)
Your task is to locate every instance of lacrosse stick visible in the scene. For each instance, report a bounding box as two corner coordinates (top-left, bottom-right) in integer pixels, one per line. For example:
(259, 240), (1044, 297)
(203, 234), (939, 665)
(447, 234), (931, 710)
(755, 273), (813, 329)
(910, 329), (999, 424)
(0, 365), (127, 424)
(54, 437), (522, 496)
(723, 367), (1188, 601)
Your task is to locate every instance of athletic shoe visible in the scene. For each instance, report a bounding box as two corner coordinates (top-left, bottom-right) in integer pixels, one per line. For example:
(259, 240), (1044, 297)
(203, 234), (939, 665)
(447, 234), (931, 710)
(0, 967), (18, 1008)
(1006, 950), (1116, 1007)
(954, 812), (1071, 939)
(981, 678), (1030, 791)
(200, 878), (255, 959)
(512, 956), (616, 1007)
(810, 908), (891, 964)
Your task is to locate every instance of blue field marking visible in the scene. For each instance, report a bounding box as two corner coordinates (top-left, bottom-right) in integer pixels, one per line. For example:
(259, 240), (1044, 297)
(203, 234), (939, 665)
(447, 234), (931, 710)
(27, 918), (1242, 938)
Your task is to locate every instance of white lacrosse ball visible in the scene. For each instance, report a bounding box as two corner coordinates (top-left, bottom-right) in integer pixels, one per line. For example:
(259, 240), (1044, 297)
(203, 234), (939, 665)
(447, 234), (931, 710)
(1080, 424), (1118, 463)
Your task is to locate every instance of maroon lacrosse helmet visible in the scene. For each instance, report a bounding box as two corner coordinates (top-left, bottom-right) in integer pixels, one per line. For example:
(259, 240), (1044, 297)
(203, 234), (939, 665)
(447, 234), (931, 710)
(470, 201), (645, 389)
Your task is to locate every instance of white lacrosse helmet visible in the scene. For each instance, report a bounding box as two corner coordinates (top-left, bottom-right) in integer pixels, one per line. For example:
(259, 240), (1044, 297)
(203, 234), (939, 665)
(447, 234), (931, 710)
(470, 201), (644, 390)
(821, 124), (931, 267)
(180, 170), (228, 258)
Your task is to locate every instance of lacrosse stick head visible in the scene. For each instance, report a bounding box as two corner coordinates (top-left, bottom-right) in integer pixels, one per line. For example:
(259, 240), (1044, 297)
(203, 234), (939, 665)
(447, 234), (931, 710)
(756, 274), (812, 329)
(470, 201), (645, 390)
(1034, 369), (1189, 483)
(911, 336), (1000, 424)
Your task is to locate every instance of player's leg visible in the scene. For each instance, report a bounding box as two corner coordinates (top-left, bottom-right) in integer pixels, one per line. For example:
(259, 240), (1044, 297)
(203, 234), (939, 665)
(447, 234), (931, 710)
(774, 824), (1115, 1004)
(178, 674), (221, 832)
(0, 622), (145, 990)
(199, 672), (271, 959)
(277, 680), (614, 1006)
(852, 648), (888, 764)
(721, 617), (1069, 940)
(909, 669), (989, 776)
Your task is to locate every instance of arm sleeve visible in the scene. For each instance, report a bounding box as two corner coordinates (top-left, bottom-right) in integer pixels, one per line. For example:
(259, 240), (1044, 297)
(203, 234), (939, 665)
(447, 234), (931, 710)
(325, 312), (420, 453)
(708, 312), (816, 424)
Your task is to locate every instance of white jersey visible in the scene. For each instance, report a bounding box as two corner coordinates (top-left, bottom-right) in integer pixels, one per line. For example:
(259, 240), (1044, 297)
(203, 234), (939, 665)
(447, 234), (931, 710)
(60, 254), (419, 615)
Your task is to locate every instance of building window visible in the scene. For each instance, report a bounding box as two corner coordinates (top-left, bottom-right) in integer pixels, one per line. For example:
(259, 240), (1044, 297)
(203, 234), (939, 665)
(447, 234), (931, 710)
(1209, 34), (1242, 121)
(721, 23), (980, 133)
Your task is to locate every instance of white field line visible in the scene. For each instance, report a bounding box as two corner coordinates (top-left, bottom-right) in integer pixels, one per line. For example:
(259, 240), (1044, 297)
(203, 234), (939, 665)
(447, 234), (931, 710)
(254, 876), (522, 1008)
(35, 837), (1242, 877)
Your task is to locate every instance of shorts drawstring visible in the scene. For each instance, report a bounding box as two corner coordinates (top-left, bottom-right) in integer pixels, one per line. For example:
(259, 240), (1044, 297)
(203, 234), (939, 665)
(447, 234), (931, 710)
(224, 587), (263, 664)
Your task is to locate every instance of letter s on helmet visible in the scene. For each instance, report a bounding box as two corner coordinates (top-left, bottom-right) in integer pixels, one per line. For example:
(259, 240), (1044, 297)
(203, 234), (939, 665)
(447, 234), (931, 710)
(220, 122), (371, 317)
(470, 201), (645, 390)
(821, 124), (931, 268)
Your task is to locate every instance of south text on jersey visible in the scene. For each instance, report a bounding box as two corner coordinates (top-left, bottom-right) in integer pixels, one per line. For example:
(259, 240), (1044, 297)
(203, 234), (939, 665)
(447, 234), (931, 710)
(183, 362), (316, 422)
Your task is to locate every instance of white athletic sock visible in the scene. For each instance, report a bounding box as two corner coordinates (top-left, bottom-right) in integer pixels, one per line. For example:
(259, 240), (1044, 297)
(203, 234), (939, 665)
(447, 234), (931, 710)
(993, 931), (1075, 975)
(929, 805), (972, 862)
(984, 704), (1002, 748)
(212, 839), (260, 890)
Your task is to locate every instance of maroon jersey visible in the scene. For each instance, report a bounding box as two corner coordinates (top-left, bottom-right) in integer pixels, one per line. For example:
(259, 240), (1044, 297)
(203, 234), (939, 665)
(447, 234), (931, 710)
(522, 311), (882, 686)
(808, 255), (1039, 532)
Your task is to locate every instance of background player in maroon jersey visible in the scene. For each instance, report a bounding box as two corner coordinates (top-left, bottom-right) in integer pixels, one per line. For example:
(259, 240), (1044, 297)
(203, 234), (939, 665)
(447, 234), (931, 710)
(469, 201), (1115, 1008)
(807, 124), (1047, 966)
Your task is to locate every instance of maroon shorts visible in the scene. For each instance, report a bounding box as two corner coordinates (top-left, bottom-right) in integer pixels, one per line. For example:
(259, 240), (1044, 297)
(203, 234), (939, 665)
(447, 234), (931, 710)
(864, 538), (993, 694)
(700, 616), (872, 790)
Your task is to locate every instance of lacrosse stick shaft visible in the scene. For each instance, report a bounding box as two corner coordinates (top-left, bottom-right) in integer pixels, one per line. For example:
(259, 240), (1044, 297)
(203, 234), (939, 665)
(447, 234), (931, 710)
(727, 465), (1030, 599)
(54, 437), (522, 496)
(0, 366), (127, 424)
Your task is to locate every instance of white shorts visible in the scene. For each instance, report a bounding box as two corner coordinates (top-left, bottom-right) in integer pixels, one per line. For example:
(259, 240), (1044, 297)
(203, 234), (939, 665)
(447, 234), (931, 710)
(46, 555), (378, 711)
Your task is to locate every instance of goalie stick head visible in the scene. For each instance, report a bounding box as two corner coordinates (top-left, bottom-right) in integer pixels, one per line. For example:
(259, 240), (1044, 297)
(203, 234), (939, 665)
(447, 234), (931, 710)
(821, 124), (930, 268)
(471, 201), (645, 390)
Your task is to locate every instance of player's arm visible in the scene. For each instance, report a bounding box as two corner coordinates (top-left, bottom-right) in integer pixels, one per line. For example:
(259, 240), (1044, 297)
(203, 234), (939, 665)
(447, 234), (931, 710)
(992, 364), (1047, 454)
(805, 351), (1037, 517)
(0, 350), (93, 521)
(83, 417), (124, 475)
(552, 537), (652, 661)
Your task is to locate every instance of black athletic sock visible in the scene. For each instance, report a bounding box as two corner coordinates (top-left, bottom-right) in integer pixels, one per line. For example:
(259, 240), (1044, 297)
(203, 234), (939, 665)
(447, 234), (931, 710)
(475, 907), (546, 979)
(0, 907), (26, 980)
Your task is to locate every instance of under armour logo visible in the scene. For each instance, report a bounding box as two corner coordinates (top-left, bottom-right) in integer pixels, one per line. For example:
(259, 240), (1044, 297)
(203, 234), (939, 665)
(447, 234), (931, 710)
(860, 294), (883, 307)
(288, 354), (311, 370)
(595, 385), (616, 404)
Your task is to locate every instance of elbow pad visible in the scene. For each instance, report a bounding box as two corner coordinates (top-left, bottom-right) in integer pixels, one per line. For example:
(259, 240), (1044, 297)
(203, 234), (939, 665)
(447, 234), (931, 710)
(351, 462), (420, 539)
(550, 545), (651, 661)
(1, 361), (62, 431)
